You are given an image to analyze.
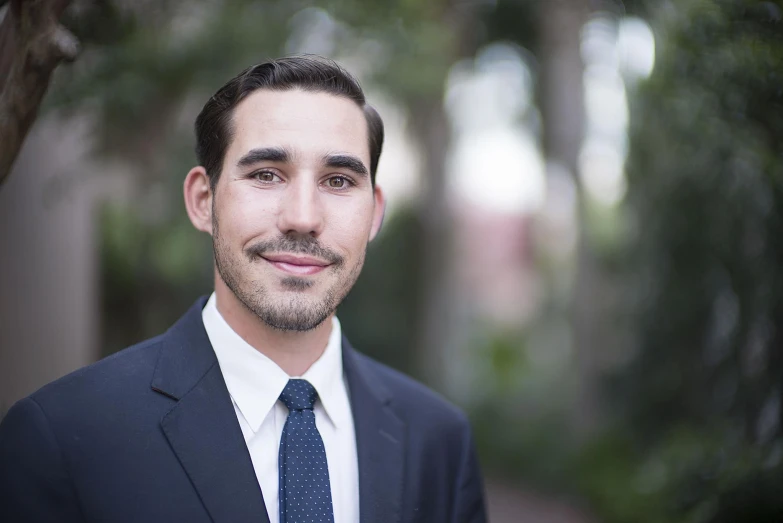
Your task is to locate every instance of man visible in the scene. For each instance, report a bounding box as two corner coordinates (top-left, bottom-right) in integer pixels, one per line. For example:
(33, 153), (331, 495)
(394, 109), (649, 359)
(0, 56), (487, 523)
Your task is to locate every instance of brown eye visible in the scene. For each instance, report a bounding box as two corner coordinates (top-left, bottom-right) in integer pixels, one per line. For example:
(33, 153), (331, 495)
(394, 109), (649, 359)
(254, 171), (277, 182)
(328, 176), (347, 188)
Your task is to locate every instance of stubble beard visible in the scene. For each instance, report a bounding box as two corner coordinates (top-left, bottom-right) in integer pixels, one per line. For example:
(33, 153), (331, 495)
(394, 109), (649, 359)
(211, 212), (365, 332)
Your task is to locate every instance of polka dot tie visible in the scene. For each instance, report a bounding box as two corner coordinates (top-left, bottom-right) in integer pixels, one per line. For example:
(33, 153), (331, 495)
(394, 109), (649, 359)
(278, 379), (335, 523)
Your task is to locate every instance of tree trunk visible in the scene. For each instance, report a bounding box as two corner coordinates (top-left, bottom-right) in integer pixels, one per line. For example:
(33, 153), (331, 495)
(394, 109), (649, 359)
(411, 1), (478, 394)
(0, 0), (78, 187)
(410, 97), (454, 392)
(537, 0), (599, 435)
(538, 0), (586, 170)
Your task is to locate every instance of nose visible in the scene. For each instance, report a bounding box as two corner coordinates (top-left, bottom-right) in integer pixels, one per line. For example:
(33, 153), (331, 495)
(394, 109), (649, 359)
(277, 177), (325, 237)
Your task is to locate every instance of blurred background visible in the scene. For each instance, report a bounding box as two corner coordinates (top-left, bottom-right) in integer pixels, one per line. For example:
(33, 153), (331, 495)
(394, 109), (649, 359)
(2, 0), (783, 521)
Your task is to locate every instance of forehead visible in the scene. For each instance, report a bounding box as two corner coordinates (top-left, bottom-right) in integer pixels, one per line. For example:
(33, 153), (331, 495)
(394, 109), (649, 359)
(226, 89), (370, 164)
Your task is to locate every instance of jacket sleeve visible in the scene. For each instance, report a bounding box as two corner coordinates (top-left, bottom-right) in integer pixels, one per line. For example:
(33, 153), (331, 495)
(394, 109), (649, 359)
(453, 420), (488, 523)
(0, 397), (85, 523)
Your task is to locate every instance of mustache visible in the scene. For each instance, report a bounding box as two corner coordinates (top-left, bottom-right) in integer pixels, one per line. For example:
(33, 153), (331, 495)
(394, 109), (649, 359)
(246, 236), (344, 267)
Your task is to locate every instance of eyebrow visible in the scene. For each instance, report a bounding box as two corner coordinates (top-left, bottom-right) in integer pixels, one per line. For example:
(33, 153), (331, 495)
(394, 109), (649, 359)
(236, 147), (290, 168)
(236, 147), (369, 178)
(324, 154), (368, 177)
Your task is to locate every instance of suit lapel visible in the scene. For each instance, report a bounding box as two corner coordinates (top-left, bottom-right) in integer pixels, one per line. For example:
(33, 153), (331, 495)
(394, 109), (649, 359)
(151, 299), (406, 523)
(343, 339), (406, 523)
(152, 298), (270, 523)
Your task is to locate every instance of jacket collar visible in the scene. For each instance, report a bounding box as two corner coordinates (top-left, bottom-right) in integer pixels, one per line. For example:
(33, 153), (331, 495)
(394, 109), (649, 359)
(150, 296), (215, 401)
(343, 337), (406, 523)
(150, 297), (406, 523)
(152, 297), (270, 523)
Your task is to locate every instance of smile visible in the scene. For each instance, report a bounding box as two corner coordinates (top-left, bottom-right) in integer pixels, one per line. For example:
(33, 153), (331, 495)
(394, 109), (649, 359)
(260, 254), (331, 276)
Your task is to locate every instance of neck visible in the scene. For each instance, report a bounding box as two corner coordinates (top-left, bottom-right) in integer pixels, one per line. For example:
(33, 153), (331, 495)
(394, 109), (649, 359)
(213, 279), (332, 377)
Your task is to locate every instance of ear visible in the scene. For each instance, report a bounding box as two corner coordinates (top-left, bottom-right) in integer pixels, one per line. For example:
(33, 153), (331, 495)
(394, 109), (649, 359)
(183, 166), (213, 235)
(369, 184), (386, 241)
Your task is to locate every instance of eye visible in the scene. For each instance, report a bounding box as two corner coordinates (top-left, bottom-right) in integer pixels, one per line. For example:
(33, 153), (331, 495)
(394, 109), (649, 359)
(251, 170), (279, 183)
(326, 176), (352, 189)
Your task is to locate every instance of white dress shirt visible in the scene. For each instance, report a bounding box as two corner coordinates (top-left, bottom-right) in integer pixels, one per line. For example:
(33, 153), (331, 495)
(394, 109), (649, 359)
(201, 293), (359, 523)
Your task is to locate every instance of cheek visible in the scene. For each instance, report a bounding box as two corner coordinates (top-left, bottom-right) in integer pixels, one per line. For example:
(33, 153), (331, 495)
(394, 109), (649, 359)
(326, 199), (375, 256)
(217, 188), (278, 242)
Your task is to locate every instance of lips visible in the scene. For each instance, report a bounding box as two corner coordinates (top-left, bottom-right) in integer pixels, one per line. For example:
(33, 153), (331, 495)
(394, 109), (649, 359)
(261, 253), (331, 276)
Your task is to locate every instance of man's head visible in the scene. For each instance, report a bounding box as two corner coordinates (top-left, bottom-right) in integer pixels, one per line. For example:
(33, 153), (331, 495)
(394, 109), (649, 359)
(195, 56), (384, 190)
(183, 56), (386, 332)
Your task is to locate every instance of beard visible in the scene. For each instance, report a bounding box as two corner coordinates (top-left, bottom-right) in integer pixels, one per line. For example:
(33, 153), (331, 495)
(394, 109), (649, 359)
(211, 211), (366, 332)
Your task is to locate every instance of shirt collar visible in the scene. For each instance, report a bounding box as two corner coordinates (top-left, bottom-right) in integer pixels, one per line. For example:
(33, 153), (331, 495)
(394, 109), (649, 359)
(201, 293), (346, 433)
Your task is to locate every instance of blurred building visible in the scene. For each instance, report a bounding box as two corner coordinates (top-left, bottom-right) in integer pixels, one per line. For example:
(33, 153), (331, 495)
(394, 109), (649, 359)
(0, 117), (99, 411)
(454, 201), (539, 328)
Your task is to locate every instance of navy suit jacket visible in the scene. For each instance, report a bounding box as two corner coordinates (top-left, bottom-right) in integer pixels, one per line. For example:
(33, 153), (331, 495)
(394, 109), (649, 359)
(0, 298), (487, 522)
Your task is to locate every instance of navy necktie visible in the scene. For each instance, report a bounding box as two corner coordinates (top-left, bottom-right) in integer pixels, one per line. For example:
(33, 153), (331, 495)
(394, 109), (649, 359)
(278, 379), (335, 523)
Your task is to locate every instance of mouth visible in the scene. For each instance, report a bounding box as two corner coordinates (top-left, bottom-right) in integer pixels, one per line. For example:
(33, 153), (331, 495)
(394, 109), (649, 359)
(260, 253), (331, 276)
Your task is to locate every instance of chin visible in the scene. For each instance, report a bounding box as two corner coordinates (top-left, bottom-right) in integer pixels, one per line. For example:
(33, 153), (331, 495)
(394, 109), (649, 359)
(279, 276), (317, 291)
(260, 302), (333, 332)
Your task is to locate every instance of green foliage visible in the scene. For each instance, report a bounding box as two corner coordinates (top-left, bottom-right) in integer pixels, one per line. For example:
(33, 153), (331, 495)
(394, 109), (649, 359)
(99, 199), (213, 356)
(481, 0), (538, 51)
(574, 431), (666, 523)
(574, 424), (768, 523)
(472, 404), (575, 489)
(475, 1), (783, 520)
(51, 1), (299, 157)
(337, 206), (423, 374)
(623, 0), (783, 440)
(595, 0), (783, 520)
(485, 330), (530, 391)
(323, 0), (463, 100)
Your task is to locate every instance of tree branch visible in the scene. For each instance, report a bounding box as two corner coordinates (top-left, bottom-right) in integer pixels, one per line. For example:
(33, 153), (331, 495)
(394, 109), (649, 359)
(0, 0), (78, 186)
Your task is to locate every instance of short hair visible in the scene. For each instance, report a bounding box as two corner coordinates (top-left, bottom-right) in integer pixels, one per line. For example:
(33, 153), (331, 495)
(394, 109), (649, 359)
(195, 56), (384, 189)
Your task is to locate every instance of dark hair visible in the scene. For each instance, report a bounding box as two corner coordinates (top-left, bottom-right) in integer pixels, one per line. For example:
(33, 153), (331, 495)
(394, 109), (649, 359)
(195, 55), (384, 189)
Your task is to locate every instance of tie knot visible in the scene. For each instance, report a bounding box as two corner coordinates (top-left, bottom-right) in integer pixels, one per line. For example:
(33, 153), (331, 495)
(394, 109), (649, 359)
(279, 379), (318, 411)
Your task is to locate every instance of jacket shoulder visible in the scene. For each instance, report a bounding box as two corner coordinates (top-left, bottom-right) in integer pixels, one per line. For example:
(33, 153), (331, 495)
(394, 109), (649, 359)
(26, 334), (167, 411)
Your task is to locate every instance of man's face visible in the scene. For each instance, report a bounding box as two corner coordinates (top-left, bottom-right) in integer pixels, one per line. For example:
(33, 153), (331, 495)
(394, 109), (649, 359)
(210, 89), (384, 331)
